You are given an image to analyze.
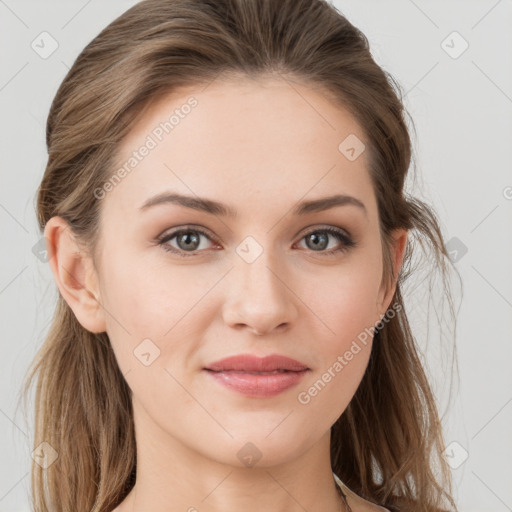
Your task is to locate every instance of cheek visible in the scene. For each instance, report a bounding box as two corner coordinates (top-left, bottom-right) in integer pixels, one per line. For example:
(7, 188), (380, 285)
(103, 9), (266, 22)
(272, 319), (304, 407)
(295, 255), (380, 405)
(97, 255), (169, 370)
(100, 251), (199, 335)
(305, 258), (381, 346)
(296, 276), (376, 424)
(99, 253), (215, 382)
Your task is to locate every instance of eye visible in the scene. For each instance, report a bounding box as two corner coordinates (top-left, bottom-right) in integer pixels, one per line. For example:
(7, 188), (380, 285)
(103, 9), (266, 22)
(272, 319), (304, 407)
(157, 226), (218, 257)
(295, 226), (356, 257)
(156, 225), (356, 257)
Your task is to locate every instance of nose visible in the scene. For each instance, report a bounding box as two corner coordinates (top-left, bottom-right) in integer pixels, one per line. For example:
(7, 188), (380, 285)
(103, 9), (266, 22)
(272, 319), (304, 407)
(222, 252), (298, 337)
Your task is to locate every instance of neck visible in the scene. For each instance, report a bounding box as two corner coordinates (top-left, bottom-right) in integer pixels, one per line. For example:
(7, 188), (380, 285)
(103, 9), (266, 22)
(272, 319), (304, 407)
(117, 400), (345, 512)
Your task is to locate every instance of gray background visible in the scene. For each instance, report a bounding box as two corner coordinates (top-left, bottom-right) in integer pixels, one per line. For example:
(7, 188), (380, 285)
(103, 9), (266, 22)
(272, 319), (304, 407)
(1, 1), (511, 510)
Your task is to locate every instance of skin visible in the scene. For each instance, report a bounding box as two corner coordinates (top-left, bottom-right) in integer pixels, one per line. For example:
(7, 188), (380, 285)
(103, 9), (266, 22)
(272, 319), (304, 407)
(45, 75), (407, 512)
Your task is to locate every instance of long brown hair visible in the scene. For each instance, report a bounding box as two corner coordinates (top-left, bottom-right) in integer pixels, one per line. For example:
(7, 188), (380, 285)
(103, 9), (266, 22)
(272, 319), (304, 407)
(19, 0), (460, 510)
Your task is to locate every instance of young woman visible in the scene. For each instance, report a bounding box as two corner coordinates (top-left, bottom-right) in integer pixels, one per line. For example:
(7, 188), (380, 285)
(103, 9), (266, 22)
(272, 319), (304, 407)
(22, 0), (459, 510)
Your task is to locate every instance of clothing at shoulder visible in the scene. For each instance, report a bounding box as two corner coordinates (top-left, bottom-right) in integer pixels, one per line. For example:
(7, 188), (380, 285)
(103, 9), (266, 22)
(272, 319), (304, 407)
(333, 473), (390, 512)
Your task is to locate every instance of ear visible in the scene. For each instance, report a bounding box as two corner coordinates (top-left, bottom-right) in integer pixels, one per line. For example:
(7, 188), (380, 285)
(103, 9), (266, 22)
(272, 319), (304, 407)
(44, 216), (106, 333)
(376, 228), (408, 317)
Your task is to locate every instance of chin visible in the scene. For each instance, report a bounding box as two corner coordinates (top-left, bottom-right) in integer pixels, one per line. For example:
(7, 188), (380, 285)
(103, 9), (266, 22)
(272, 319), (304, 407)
(215, 430), (316, 469)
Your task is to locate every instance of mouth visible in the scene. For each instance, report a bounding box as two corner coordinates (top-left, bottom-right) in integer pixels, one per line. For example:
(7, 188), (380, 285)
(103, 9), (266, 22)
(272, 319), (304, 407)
(203, 354), (310, 397)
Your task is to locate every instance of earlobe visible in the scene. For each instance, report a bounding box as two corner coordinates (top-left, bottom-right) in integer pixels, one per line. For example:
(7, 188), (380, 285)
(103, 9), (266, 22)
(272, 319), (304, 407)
(44, 216), (106, 333)
(376, 228), (408, 315)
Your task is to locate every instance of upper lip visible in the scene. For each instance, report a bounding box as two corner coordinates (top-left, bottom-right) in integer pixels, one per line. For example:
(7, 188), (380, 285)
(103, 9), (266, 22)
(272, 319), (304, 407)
(204, 354), (309, 372)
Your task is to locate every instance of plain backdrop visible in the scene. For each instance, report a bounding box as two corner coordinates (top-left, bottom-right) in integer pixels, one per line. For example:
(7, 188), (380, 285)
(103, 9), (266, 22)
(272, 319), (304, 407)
(1, 1), (511, 511)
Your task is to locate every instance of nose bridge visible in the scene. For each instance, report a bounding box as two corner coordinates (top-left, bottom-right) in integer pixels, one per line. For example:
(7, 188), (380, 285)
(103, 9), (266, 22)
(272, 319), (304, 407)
(240, 247), (280, 295)
(223, 234), (297, 334)
(237, 235), (286, 303)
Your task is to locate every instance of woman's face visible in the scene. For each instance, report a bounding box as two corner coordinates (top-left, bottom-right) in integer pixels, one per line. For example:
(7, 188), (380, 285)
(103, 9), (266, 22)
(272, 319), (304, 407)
(86, 76), (404, 467)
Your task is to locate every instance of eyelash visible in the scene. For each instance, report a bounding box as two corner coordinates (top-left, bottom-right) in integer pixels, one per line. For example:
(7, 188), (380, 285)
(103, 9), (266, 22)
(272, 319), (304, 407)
(156, 225), (356, 258)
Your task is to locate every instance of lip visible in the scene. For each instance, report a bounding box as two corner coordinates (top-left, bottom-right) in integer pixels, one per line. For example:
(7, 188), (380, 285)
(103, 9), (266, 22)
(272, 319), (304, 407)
(203, 354), (310, 398)
(205, 354), (309, 372)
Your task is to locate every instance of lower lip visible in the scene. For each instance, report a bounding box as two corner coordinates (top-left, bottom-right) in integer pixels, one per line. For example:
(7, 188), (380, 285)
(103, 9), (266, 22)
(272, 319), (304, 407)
(204, 369), (309, 397)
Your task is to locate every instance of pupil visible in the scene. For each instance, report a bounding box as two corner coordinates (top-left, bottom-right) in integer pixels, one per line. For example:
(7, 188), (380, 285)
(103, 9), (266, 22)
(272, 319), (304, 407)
(308, 233), (327, 250)
(180, 232), (199, 250)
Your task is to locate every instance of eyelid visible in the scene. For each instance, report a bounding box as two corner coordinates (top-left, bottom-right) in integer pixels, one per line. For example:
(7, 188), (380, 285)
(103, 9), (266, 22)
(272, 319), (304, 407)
(298, 223), (352, 239)
(157, 224), (218, 242)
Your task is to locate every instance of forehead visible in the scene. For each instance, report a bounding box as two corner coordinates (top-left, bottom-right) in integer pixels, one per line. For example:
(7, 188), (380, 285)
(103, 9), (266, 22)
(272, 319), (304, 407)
(102, 76), (376, 221)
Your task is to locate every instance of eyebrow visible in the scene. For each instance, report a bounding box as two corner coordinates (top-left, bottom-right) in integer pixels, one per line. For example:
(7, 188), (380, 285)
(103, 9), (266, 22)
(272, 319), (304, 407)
(139, 192), (367, 217)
